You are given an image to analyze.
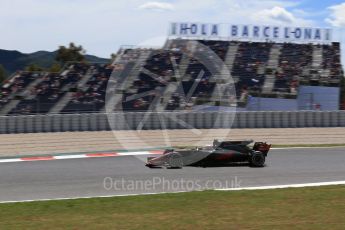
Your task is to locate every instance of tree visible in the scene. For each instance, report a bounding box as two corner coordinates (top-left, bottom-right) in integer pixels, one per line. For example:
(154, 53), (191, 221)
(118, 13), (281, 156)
(0, 64), (6, 83)
(110, 53), (117, 63)
(55, 42), (86, 64)
(25, 64), (43, 72)
(49, 62), (62, 72)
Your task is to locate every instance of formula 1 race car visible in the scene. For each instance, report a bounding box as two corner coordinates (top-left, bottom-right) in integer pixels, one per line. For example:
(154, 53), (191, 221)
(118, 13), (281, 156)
(146, 140), (271, 168)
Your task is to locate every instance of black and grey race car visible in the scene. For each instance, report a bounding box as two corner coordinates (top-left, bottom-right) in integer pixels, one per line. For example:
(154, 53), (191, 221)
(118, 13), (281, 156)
(146, 140), (271, 168)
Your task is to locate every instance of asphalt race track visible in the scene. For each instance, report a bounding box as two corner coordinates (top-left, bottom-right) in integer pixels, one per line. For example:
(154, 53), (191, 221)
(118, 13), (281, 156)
(0, 147), (345, 202)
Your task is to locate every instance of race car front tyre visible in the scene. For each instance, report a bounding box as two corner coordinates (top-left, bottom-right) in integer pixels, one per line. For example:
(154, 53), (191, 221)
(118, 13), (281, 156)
(249, 151), (265, 167)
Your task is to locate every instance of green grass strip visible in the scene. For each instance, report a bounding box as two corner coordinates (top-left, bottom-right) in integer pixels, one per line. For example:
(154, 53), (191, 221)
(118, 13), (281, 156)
(0, 185), (345, 229)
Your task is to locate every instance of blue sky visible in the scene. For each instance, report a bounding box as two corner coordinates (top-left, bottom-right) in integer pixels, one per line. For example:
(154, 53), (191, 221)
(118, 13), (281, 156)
(293, 0), (344, 25)
(1, 0), (345, 58)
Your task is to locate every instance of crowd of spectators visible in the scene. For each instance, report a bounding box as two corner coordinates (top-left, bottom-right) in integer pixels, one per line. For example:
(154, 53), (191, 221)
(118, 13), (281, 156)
(63, 64), (113, 113)
(0, 72), (40, 109)
(274, 43), (313, 93)
(232, 42), (271, 78)
(232, 42), (271, 98)
(10, 63), (88, 114)
(322, 42), (343, 81)
(123, 45), (222, 111)
(120, 50), (183, 111)
(198, 40), (231, 60)
(143, 51), (182, 77)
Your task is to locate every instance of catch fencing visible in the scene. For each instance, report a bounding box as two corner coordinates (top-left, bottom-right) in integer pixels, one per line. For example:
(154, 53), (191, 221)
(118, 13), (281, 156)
(0, 111), (345, 134)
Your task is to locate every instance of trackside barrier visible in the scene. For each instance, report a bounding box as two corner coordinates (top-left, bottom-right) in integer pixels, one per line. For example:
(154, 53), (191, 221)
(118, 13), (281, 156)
(0, 111), (344, 134)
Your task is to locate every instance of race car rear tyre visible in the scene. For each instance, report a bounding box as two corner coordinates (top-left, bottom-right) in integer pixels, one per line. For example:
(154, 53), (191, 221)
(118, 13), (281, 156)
(249, 151), (265, 167)
(168, 153), (183, 169)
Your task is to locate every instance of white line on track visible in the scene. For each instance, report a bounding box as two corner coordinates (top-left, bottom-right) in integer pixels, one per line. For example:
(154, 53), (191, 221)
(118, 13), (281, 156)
(117, 151), (156, 156)
(0, 151), (163, 164)
(271, 146), (345, 150)
(0, 159), (22, 163)
(216, 181), (345, 191)
(54, 155), (89, 160)
(1, 181), (345, 204)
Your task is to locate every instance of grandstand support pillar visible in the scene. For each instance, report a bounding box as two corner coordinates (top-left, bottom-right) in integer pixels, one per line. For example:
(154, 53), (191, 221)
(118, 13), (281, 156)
(224, 43), (239, 71)
(0, 100), (20, 115)
(49, 92), (73, 114)
(262, 44), (282, 94)
(312, 45), (323, 68)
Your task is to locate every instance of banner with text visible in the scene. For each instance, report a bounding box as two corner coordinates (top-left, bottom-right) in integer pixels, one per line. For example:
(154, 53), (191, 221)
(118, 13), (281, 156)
(169, 23), (333, 43)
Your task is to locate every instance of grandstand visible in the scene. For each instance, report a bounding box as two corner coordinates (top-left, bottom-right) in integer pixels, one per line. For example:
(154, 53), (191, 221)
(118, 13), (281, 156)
(0, 38), (343, 115)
